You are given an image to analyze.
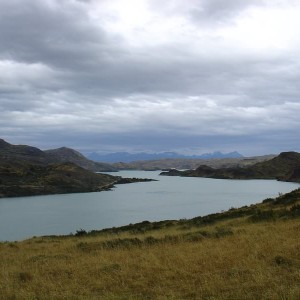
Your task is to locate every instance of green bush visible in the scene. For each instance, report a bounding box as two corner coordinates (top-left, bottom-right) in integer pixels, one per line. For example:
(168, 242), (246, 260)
(250, 209), (275, 222)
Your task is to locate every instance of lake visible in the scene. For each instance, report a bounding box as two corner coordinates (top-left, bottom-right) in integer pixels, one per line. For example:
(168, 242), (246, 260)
(0, 170), (299, 241)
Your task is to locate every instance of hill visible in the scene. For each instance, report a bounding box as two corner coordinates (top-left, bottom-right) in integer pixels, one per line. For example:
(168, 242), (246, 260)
(0, 161), (117, 198)
(0, 138), (47, 163)
(160, 152), (300, 183)
(0, 139), (116, 172)
(0, 187), (299, 298)
(44, 147), (116, 172)
(0, 139), (153, 198)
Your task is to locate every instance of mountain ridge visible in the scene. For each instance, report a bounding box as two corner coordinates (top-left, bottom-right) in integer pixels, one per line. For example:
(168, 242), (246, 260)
(87, 150), (243, 163)
(111, 154), (276, 171)
(0, 139), (116, 172)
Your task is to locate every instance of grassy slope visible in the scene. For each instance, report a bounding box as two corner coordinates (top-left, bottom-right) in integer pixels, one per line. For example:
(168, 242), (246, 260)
(0, 190), (300, 299)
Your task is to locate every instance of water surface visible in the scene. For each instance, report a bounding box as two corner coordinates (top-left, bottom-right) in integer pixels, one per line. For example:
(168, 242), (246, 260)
(0, 170), (298, 241)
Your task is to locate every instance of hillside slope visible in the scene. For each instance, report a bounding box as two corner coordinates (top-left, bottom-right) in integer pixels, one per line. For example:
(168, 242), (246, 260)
(0, 139), (155, 198)
(0, 139), (116, 172)
(160, 151), (300, 183)
(0, 161), (117, 198)
(0, 138), (47, 163)
(44, 147), (116, 172)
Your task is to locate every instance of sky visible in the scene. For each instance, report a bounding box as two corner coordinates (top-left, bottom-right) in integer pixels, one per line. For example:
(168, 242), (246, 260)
(0, 0), (300, 156)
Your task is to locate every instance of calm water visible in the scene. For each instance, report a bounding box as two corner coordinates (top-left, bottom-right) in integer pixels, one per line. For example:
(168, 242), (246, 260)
(0, 170), (298, 241)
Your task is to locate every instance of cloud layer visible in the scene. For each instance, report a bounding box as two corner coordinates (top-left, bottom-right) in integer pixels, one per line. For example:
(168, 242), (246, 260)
(1, 0), (300, 155)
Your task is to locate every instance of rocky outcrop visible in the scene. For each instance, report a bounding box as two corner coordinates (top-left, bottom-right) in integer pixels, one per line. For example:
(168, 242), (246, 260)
(160, 152), (300, 183)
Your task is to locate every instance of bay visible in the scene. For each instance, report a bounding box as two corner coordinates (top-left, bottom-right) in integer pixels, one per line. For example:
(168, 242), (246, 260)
(0, 170), (298, 241)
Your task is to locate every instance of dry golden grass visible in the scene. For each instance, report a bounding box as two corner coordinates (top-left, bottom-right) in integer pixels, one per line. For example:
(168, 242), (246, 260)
(1, 192), (300, 299)
(0, 218), (300, 299)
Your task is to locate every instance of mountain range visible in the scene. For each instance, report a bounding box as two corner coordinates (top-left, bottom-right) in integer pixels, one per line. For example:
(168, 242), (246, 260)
(87, 151), (243, 163)
(111, 154), (276, 171)
(1, 138), (300, 198)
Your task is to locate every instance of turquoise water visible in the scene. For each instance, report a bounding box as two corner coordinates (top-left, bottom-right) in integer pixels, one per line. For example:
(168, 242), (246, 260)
(0, 170), (298, 241)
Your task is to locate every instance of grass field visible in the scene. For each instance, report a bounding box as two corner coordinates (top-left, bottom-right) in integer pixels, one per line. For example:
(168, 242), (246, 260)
(0, 189), (300, 299)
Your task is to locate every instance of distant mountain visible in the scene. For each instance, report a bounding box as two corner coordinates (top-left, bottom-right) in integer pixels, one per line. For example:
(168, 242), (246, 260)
(87, 151), (243, 163)
(160, 152), (300, 183)
(111, 155), (275, 171)
(0, 139), (116, 172)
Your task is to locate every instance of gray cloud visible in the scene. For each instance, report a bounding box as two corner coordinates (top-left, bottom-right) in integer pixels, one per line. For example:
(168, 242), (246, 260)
(189, 0), (262, 26)
(1, 0), (300, 156)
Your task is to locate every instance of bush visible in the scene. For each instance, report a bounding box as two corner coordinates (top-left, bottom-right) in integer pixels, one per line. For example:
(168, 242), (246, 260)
(290, 204), (300, 216)
(214, 226), (234, 238)
(250, 209), (275, 222)
(75, 228), (87, 236)
(18, 272), (33, 282)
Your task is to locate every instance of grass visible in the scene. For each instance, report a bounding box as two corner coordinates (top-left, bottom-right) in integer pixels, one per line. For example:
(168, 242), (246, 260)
(0, 189), (300, 299)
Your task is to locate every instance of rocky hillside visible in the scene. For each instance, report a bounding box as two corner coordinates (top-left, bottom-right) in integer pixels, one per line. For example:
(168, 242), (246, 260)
(0, 138), (47, 163)
(160, 152), (300, 183)
(44, 147), (116, 172)
(0, 159), (154, 198)
(0, 139), (116, 172)
(0, 139), (155, 198)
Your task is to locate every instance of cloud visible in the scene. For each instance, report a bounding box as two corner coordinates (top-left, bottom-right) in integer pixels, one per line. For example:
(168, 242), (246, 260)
(0, 0), (300, 155)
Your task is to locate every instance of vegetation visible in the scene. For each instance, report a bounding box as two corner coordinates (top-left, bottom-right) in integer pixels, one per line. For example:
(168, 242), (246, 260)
(161, 151), (300, 183)
(0, 138), (116, 172)
(0, 161), (118, 198)
(0, 139), (155, 198)
(0, 161), (155, 198)
(1, 189), (300, 299)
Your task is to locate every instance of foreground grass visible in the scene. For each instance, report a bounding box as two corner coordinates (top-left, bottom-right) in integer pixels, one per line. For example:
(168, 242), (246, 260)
(1, 190), (300, 299)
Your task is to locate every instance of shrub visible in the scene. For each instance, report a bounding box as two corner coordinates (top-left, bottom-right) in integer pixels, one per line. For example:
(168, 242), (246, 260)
(75, 228), (87, 236)
(18, 272), (33, 282)
(214, 226), (234, 238)
(250, 209), (275, 222)
(290, 204), (300, 216)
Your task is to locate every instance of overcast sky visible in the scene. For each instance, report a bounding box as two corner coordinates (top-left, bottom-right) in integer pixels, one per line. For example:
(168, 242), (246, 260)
(1, 0), (300, 156)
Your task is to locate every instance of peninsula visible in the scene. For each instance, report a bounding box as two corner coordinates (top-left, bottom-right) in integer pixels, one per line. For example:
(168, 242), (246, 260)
(0, 139), (153, 198)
